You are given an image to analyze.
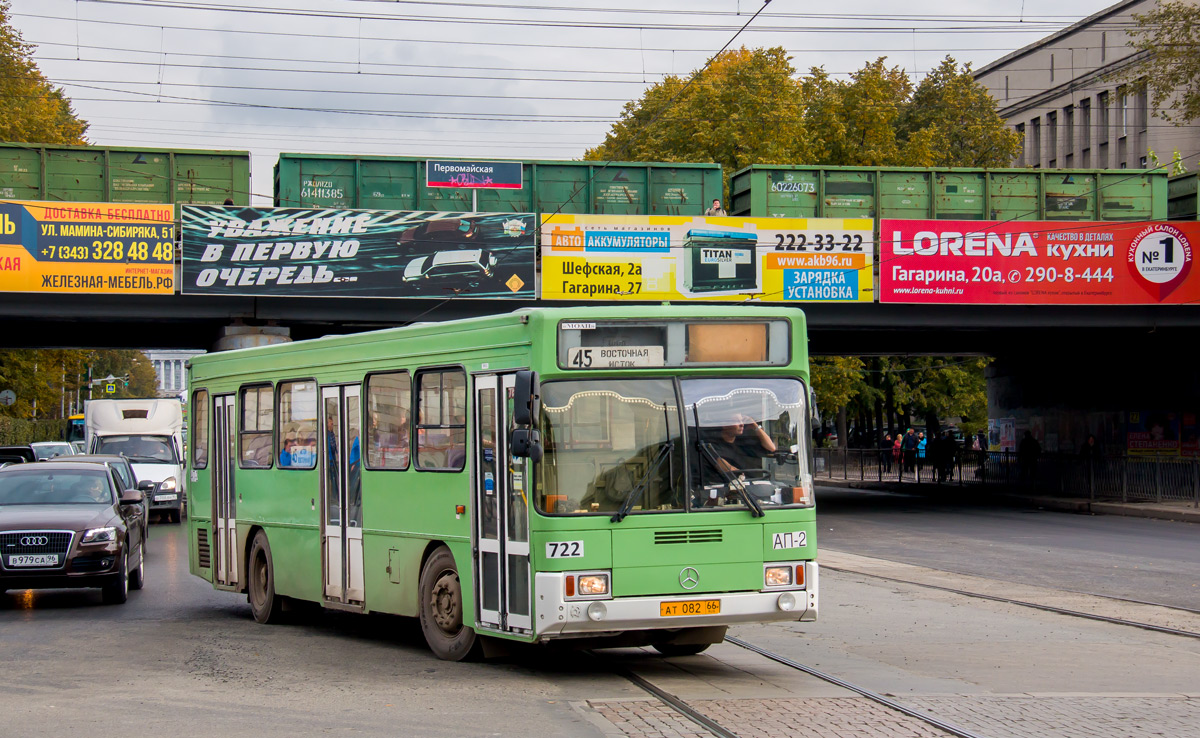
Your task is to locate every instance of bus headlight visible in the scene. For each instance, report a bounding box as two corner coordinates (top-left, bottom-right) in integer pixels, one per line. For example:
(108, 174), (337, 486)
(764, 566), (793, 587)
(586, 601), (608, 621)
(777, 592), (797, 611)
(578, 574), (609, 596)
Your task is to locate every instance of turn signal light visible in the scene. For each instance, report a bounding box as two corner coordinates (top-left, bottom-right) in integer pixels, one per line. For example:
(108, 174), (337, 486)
(565, 575), (575, 598)
(794, 564), (806, 588)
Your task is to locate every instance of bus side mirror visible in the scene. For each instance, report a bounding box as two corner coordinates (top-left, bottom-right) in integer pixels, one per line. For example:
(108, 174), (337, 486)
(510, 429), (543, 462)
(809, 387), (821, 426)
(513, 370), (539, 426)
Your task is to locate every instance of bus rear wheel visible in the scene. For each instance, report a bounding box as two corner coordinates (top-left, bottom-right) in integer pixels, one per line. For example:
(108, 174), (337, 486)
(248, 531), (284, 624)
(419, 546), (479, 661)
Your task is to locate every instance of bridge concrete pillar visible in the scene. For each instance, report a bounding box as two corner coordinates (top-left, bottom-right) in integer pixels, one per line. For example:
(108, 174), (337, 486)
(212, 323), (292, 352)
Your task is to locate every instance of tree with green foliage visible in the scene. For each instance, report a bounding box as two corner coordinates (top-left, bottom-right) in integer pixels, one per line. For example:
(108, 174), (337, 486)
(586, 50), (1019, 192)
(1126, 1), (1200, 124)
(585, 47), (809, 195)
(0, 0), (88, 144)
(0, 350), (158, 422)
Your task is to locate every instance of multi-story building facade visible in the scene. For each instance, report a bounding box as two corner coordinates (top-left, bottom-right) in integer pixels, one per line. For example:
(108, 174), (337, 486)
(974, 0), (1199, 170)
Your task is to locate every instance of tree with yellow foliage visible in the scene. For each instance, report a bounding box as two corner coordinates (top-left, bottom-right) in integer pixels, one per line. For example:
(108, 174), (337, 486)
(0, 0), (88, 144)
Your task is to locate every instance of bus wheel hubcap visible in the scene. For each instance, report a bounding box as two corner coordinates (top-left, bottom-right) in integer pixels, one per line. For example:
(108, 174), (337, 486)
(431, 572), (461, 634)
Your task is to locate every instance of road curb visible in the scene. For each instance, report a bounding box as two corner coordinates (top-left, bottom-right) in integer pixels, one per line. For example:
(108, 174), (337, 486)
(817, 478), (1200, 524)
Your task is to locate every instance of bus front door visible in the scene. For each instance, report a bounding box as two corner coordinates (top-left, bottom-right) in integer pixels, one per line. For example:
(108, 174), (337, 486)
(320, 385), (365, 606)
(213, 394), (237, 588)
(474, 374), (531, 634)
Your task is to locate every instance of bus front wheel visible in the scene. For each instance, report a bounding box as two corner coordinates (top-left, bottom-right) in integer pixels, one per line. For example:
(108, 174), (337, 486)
(419, 546), (479, 661)
(248, 531), (284, 624)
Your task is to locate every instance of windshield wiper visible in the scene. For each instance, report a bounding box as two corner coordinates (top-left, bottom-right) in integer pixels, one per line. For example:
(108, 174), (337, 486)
(611, 440), (674, 523)
(697, 442), (765, 518)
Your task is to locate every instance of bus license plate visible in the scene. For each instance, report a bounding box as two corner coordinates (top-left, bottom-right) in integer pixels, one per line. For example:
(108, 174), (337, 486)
(660, 599), (720, 617)
(8, 555), (58, 567)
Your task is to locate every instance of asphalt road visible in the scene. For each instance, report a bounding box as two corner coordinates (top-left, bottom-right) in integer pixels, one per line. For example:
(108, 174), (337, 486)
(816, 486), (1200, 610)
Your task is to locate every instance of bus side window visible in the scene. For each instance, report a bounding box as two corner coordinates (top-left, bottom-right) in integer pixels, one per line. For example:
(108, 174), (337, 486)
(366, 372), (411, 470)
(192, 389), (209, 469)
(415, 369), (466, 471)
(278, 381), (317, 469)
(240, 384), (274, 469)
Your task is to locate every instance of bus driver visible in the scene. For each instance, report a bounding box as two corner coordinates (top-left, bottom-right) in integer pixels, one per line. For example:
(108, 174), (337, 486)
(709, 413), (776, 474)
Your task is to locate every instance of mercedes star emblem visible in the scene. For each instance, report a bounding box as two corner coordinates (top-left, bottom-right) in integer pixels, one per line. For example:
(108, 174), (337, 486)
(679, 567), (700, 590)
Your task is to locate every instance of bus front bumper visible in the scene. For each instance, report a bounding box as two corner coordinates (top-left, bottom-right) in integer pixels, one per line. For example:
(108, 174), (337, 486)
(533, 563), (818, 638)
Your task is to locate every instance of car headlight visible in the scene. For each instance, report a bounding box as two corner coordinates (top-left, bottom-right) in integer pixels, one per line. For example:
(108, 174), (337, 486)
(158, 477), (176, 491)
(82, 527), (117, 544)
(764, 566), (793, 587)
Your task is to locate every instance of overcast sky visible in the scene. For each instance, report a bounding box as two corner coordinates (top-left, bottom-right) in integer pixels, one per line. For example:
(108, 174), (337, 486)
(13, 0), (1122, 203)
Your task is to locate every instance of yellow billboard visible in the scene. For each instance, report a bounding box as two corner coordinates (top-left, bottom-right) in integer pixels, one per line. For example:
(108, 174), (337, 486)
(0, 201), (175, 294)
(541, 214), (873, 302)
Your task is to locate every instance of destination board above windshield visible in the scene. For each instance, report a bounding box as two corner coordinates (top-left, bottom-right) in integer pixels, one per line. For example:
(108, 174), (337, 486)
(557, 319), (789, 369)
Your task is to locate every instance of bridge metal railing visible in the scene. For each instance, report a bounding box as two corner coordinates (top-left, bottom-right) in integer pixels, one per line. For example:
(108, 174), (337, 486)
(812, 448), (1200, 507)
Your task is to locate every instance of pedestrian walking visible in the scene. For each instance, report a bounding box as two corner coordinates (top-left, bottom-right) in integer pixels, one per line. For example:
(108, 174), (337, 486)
(1018, 430), (1041, 483)
(880, 433), (893, 473)
(901, 428), (918, 474)
(916, 432), (927, 478)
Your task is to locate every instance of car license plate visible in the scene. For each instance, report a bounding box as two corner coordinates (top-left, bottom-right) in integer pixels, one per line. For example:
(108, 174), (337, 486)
(7, 554), (58, 567)
(660, 599), (720, 617)
(155, 493), (178, 502)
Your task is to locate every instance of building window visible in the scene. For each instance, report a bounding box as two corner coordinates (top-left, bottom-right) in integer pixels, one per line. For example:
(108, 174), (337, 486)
(1101, 31), (1106, 62)
(1005, 75), (1009, 101)
(1031, 117), (1042, 167)
(1064, 105), (1074, 155)
(1047, 111), (1057, 168)
(1119, 87), (1129, 137)
(1097, 91), (1109, 145)
(240, 384), (274, 468)
(1137, 83), (1148, 133)
(1050, 54), (1055, 83)
(1015, 123), (1026, 166)
(1080, 98), (1091, 150)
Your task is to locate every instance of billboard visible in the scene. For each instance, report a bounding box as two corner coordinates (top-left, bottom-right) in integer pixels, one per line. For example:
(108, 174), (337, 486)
(880, 220), (1200, 305)
(541, 214), (874, 302)
(426, 160), (522, 190)
(1126, 410), (1181, 456)
(0, 201), (175, 294)
(180, 207), (536, 298)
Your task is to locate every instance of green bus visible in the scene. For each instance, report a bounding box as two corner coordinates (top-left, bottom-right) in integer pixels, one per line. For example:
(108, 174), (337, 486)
(186, 305), (818, 660)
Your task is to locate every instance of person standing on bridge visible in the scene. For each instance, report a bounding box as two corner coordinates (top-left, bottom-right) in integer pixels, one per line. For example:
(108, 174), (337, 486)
(880, 433), (893, 473)
(705, 199), (727, 216)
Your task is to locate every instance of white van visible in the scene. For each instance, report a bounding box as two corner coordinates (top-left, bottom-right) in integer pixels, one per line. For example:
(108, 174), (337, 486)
(85, 399), (186, 523)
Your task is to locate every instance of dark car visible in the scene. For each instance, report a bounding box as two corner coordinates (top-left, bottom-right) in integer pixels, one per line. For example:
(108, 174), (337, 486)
(0, 445), (36, 464)
(0, 461), (146, 604)
(54, 455), (151, 535)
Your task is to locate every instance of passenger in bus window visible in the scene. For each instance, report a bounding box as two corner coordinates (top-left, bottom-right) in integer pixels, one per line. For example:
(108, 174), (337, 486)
(279, 435), (295, 467)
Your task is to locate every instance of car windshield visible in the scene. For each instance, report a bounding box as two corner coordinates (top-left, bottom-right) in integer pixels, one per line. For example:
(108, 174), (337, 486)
(94, 435), (177, 463)
(535, 377), (808, 516)
(32, 443), (74, 460)
(0, 469), (113, 505)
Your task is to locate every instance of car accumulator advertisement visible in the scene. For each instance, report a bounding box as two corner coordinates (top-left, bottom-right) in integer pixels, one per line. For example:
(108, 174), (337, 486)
(180, 206), (536, 298)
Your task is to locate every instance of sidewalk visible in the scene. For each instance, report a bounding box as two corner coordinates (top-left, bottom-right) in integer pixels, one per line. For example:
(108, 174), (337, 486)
(817, 478), (1200, 525)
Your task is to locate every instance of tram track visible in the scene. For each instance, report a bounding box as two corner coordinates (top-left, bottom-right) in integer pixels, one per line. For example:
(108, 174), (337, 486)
(822, 563), (1200, 640)
(599, 638), (994, 738)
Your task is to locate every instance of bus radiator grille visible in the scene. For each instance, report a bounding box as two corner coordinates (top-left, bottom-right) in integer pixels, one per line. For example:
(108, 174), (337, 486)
(654, 529), (723, 545)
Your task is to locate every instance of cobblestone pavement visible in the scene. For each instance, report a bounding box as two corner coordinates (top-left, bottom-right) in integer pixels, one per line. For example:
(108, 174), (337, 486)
(586, 695), (1200, 737)
(907, 695), (1200, 738)
(587, 697), (946, 738)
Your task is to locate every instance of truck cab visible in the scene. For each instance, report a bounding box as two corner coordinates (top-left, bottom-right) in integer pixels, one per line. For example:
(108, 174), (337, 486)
(86, 399), (186, 523)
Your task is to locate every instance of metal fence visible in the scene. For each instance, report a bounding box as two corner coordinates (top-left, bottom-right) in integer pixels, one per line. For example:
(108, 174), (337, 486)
(813, 448), (1200, 507)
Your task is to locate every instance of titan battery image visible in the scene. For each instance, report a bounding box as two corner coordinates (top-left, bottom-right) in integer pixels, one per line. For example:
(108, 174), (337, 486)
(681, 229), (759, 294)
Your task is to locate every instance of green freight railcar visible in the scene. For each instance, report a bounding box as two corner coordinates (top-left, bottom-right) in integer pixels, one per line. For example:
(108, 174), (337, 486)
(0, 142), (250, 205)
(731, 165), (1168, 223)
(1168, 172), (1197, 220)
(273, 153), (722, 215)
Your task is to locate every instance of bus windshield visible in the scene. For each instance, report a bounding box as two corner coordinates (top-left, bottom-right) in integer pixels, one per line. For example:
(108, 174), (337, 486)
(536, 377), (807, 516)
